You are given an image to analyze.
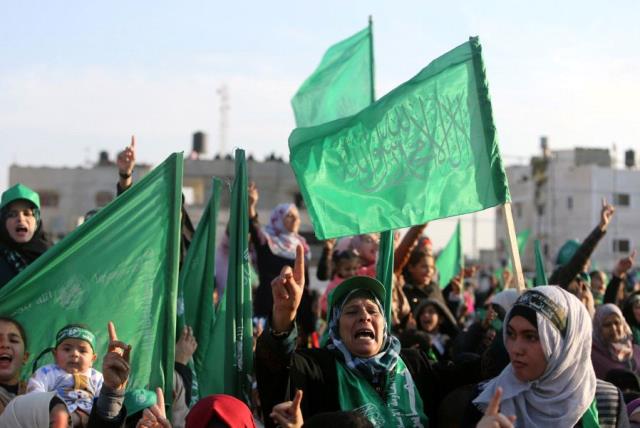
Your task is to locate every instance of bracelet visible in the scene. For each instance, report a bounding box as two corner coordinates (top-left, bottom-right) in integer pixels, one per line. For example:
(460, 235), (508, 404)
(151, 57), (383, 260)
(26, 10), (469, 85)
(119, 171), (132, 179)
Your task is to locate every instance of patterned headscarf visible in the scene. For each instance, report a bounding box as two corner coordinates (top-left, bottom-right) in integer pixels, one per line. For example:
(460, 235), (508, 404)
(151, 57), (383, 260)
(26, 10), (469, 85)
(474, 286), (596, 427)
(327, 288), (401, 386)
(261, 203), (310, 260)
(593, 303), (634, 362)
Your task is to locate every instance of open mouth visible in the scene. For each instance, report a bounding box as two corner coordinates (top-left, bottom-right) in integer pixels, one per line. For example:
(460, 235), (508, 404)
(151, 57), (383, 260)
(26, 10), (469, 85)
(14, 226), (28, 234)
(354, 329), (375, 340)
(0, 354), (13, 367)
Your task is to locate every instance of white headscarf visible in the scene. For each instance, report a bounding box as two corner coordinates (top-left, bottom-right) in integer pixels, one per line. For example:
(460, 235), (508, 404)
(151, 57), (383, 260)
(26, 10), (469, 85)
(473, 286), (597, 427)
(491, 289), (520, 314)
(0, 391), (63, 428)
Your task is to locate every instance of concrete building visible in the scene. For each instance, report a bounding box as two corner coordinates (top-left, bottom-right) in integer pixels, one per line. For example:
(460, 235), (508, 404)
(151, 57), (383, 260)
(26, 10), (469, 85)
(495, 140), (639, 275)
(9, 152), (151, 240)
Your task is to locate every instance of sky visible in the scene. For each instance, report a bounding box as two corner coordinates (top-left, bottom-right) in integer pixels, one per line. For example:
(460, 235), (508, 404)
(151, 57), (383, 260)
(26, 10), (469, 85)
(1, 1), (638, 253)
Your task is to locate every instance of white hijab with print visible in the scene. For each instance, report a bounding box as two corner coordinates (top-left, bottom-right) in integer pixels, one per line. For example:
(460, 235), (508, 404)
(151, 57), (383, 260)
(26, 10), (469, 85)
(473, 286), (597, 427)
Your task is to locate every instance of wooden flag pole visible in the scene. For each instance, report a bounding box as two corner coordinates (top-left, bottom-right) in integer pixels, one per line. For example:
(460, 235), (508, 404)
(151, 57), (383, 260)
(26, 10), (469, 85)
(502, 202), (525, 292)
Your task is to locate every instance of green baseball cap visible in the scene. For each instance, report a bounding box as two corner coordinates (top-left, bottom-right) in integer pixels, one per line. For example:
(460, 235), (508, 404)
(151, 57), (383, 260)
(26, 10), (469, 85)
(327, 276), (386, 323)
(1, 184), (40, 211)
(124, 389), (157, 415)
(556, 239), (580, 266)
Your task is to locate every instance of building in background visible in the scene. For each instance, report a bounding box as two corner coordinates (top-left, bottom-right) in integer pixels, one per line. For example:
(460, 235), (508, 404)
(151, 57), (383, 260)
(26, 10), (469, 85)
(495, 138), (639, 275)
(9, 152), (151, 240)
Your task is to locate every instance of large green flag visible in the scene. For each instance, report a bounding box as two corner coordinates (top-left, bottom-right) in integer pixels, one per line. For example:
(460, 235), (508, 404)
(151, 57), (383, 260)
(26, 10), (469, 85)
(209, 149), (253, 402)
(178, 178), (224, 397)
(290, 37), (510, 239)
(291, 26), (373, 128)
(534, 239), (548, 286)
(0, 153), (183, 399)
(436, 221), (463, 289)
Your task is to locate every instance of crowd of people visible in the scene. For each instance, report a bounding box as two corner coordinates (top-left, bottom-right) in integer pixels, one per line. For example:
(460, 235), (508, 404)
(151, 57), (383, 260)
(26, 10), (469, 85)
(0, 140), (639, 427)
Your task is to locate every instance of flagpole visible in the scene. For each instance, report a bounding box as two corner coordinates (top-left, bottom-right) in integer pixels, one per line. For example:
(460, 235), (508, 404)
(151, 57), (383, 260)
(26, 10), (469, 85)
(502, 203), (525, 292)
(368, 15), (375, 103)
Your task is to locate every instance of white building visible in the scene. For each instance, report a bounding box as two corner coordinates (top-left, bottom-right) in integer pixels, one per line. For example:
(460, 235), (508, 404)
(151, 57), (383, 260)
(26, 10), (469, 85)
(496, 144), (638, 275)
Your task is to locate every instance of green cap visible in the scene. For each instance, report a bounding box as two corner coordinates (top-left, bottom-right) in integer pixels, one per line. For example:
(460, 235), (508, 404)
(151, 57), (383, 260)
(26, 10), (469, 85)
(1, 184), (40, 211)
(326, 276), (385, 323)
(124, 389), (157, 415)
(556, 239), (580, 266)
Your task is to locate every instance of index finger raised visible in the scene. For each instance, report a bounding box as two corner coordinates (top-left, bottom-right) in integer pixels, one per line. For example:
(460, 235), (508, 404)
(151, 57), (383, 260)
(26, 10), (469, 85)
(485, 387), (502, 416)
(108, 321), (118, 342)
(130, 135), (136, 149)
(294, 244), (305, 286)
(155, 387), (166, 417)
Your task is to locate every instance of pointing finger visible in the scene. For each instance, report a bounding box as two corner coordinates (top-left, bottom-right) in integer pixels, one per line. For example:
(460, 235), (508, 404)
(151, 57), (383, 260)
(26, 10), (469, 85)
(486, 386), (502, 416)
(155, 387), (166, 417)
(108, 321), (118, 342)
(291, 389), (303, 414)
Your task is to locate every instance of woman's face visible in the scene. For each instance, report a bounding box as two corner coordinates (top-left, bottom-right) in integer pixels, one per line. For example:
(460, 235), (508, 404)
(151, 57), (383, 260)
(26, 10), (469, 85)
(407, 256), (435, 286)
(0, 320), (28, 385)
(282, 207), (300, 234)
(505, 315), (547, 382)
(590, 272), (606, 296)
(338, 297), (384, 357)
(4, 200), (37, 243)
(418, 304), (441, 333)
(355, 234), (379, 264)
(601, 313), (626, 343)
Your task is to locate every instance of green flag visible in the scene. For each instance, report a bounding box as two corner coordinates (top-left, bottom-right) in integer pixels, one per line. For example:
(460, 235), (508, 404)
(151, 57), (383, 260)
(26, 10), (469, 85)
(436, 221), (463, 288)
(534, 239), (548, 286)
(516, 229), (531, 258)
(291, 26), (373, 128)
(376, 230), (394, 324)
(0, 153), (183, 399)
(178, 178), (224, 397)
(290, 37), (510, 239)
(209, 149), (253, 402)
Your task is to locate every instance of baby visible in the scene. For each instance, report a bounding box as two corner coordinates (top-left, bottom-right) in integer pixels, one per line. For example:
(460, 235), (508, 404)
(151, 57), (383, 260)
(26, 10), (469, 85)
(28, 324), (103, 427)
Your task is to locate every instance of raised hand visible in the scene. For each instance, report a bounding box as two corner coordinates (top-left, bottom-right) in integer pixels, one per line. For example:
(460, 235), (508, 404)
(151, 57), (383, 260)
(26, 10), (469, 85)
(476, 387), (516, 428)
(599, 197), (615, 231)
(270, 389), (304, 428)
(248, 182), (259, 218)
(271, 245), (305, 332)
(102, 321), (132, 391)
(136, 387), (171, 428)
(614, 249), (636, 278)
(175, 325), (198, 365)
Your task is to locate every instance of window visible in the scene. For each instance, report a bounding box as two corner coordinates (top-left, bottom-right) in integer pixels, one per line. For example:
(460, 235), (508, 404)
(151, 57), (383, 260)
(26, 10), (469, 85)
(95, 191), (114, 207)
(537, 204), (545, 216)
(614, 193), (630, 207)
(567, 196), (573, 210)
(294, 192), (306, 210)
(613, 239), (631, 253)
(38, 190), (60, 208)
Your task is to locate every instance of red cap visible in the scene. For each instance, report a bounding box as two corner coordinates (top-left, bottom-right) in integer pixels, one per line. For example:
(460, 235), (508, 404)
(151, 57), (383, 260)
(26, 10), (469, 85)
(185, 394), (256, 428)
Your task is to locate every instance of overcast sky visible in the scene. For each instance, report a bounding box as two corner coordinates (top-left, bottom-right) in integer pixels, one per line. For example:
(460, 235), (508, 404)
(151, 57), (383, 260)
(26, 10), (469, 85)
(2, 0), (638, 253)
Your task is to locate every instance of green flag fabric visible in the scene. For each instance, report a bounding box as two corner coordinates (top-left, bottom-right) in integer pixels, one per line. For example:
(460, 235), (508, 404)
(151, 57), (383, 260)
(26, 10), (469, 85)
(517, 229), (531, 259)
(209, 149), (253, 402)
(436, 221), (463, 289)
(290, 37), (510, 239)
(178, 178), (224, 397)
(375, 230), (394, 324)
(535, 239), (548, 286)
(0, 153), (183, 399)
(291, 26), (373, 128)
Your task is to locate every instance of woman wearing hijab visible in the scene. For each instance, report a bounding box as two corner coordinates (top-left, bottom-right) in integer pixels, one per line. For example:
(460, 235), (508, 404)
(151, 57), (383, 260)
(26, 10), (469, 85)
(248, 184), (314, 340)
(592, 303), (640, 380)
(256, 246), (482, 427)
(464, 286), (628, 427)
(0, 184), (51, 288)
(185, 394), (256, 428)
(0, 391), (70, 428)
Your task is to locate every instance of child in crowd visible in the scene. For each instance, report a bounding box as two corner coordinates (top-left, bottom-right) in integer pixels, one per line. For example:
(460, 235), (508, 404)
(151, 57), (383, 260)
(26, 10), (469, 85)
(414, 299), (459, 361)
(27, 324), (103, 428)
(319, 249), (360, 318)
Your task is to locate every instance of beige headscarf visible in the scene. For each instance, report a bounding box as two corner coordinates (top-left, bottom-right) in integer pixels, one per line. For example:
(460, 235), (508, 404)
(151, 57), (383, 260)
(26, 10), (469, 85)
(0, 391), (62, 428)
